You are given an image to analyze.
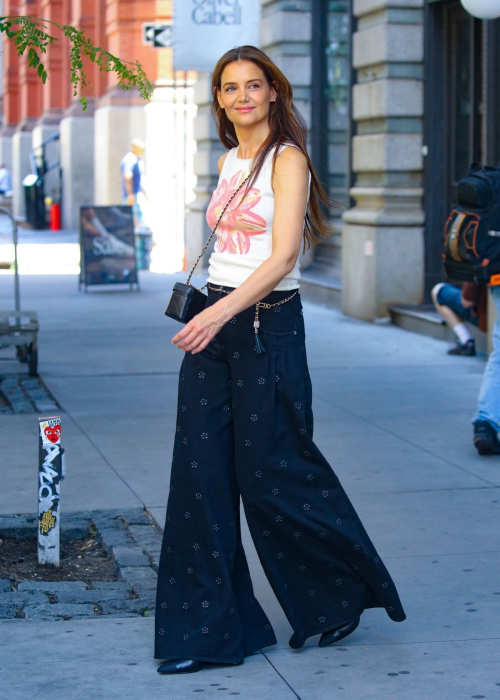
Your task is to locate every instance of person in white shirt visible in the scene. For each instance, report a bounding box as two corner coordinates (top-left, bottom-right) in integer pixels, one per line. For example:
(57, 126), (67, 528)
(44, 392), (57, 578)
(154, 45), (406, 676)
(120, 139), (148, 229)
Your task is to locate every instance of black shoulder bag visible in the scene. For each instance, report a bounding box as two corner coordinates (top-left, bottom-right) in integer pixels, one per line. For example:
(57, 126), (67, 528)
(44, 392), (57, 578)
(165, 171), (252, 324)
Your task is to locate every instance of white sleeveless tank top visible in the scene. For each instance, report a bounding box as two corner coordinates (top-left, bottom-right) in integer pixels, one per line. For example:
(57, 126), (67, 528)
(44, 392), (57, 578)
(206, 144), (309, 291)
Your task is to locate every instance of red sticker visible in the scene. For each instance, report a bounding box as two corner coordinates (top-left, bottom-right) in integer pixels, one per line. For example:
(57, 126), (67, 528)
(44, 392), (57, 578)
(44, 424), (61, 444)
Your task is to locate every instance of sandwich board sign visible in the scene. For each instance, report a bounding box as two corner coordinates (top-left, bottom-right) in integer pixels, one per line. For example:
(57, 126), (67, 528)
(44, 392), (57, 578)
(79, 206), (139, 290)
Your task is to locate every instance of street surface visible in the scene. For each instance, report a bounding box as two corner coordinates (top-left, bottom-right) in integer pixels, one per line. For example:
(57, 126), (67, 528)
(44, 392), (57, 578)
(0, 233), (499, 699)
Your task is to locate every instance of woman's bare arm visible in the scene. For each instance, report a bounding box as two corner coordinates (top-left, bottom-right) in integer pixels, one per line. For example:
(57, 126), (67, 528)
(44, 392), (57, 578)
(172, 146), (309, 353)
(217, 152), (228, 174)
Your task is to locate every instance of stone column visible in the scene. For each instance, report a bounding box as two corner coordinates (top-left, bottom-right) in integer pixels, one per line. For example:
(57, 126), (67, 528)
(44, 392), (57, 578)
(0, 0), (3, 126)
(60, 116), (95, 229)
(12, 0), (43, 219)
(31, 0), (69, 203)
(59, 0), (97, 229)
(0, 0), (20, 177)
(341, 0), (425, 321)
(260, 1), (312, 133)
(93, 0), (156, 206)
(94, 103), (146, 206)
(260, 0), (314, 270)
(93, 0), (108, 101)
(39, 0), (67, 123)
(184, 72), (224, 270)
(145, 77), (197, 273)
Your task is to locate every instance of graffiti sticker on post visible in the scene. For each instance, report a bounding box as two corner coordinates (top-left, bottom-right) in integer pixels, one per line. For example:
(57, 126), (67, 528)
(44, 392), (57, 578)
(38, 416), (64, 566)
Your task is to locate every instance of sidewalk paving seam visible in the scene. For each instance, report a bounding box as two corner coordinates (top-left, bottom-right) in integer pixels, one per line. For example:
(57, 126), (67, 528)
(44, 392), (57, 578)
(51, 396), (146, 509)
(310, 360), (487, 371)
(42, 370), (181, 379)
(316, 397), (498, 488)
(329, 486), (500, 496)
(311, 636), (500, 647)
(379, 548), (500, 559)
(144, 486), (497, 506)
(260, 650), (303, 700)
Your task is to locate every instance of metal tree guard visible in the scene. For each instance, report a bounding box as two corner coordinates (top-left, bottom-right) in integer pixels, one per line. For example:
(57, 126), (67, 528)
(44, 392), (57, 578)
(0, 206), (39, 376)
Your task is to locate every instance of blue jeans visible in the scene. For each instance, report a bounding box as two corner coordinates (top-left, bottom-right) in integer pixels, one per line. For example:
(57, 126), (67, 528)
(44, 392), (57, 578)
(122, 194), (145, 226)
(473, 286), (500, 431)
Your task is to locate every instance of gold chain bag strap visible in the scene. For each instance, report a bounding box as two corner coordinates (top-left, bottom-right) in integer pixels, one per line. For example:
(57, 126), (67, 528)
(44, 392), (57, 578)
(165, 172), (252, 324)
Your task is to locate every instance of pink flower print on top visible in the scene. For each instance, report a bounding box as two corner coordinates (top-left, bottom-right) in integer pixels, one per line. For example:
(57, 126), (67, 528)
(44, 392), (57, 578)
(206, 170), (267, 255)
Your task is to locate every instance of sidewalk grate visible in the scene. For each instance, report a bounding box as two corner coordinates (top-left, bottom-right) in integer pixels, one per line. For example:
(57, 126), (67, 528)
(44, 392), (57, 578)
(0, 376), (60, 415)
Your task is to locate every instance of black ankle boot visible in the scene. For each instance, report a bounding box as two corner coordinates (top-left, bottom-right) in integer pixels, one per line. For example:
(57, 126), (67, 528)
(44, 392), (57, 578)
(318, 616), (360, 648)
(288, 630), (306, 649)
(157, 659), (203, 675)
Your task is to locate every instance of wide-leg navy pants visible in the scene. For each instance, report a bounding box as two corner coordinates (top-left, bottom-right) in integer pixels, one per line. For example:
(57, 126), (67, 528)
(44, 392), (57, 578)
(155, 288), (406, 663)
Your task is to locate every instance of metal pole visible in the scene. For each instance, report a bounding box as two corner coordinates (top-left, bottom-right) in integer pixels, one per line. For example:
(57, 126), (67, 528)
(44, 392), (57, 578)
(12, 220), (20, 314)
(38, 416), (64, 566)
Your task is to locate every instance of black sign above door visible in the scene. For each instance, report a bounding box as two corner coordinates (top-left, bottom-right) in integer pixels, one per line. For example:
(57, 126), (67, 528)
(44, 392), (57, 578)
(143, 23), (173, 48)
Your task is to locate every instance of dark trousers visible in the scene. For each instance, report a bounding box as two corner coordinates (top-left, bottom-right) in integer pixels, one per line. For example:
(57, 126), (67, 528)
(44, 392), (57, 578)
(155, 289), (406, 663)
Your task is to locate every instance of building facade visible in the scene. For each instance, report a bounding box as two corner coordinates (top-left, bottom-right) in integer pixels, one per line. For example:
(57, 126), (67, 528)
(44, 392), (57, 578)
(1, 0), (499, 322)
(0, 0), (197, 272)
(186, 0), (500, 323)
(348, 0), (499, 321)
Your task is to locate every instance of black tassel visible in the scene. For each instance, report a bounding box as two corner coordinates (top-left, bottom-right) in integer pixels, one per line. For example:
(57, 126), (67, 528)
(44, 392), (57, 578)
(254, 330), (266, 354)
(253, 305), (266, 354)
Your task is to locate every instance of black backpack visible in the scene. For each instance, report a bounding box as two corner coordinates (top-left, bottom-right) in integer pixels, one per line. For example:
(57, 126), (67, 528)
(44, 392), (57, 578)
(443, 161), (500, 285)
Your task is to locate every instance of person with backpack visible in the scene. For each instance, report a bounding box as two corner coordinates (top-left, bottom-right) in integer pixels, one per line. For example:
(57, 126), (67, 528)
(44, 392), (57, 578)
(443, 161), (500, 455)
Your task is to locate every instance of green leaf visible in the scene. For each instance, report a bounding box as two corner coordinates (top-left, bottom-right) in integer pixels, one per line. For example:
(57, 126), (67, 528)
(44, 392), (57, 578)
(28, 48), (40, 67)
(41, 70), (47, 83)
(37, 63), (44, 77)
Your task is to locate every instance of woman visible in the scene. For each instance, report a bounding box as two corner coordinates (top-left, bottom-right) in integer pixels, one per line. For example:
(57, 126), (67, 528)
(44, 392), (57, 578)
(155, 46), (406, 675)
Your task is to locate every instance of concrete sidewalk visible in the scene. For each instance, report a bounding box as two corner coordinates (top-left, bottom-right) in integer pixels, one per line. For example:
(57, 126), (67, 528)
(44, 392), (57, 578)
(0, 222), (80, 274)
(1, 269), (499, 700)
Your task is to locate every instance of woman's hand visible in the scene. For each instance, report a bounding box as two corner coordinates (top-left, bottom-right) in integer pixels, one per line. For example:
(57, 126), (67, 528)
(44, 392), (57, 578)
(172, 300), (230, 354)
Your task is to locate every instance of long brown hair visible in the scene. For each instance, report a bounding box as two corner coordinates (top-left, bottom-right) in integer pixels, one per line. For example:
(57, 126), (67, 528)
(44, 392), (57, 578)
(211, 45), (334, 249)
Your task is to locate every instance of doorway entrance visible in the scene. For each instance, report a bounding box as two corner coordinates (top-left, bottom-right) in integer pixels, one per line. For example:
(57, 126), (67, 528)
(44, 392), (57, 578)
(423, 0), (485, 298)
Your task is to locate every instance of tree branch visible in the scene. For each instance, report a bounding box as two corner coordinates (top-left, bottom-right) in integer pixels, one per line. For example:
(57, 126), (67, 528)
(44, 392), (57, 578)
(0, 15), (153, 110)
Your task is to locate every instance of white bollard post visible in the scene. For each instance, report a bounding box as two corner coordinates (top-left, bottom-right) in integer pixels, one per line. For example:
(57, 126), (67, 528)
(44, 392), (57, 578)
(38, 416), (65, 566)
